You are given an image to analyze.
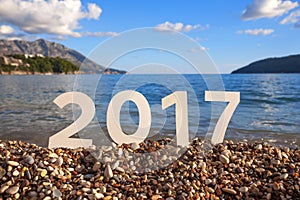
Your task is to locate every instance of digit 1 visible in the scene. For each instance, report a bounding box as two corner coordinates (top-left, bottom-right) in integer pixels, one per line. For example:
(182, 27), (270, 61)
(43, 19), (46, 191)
(107, 90), (151, 144)
(162, 91), (189, 147)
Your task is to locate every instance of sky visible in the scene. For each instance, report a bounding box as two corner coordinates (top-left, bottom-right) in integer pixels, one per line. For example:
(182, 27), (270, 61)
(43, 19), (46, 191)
(0, 0), (300, 73)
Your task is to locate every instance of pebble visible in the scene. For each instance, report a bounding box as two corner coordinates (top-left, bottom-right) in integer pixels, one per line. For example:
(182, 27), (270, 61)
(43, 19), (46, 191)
(222, 188), (237, 195)
(6, 186), (19, 195)
(104, 165), (113, 178)
(115, 167), (125, 173)
(0, 167), (6, 178)
(0, 139), (299, 199)
(40, 169), (47, 177)
(48, 153), (58, 158)
(219, 154), (230, 164)
(280, 173), (288, 180)
(131, 142), (140, 150)
(6, 161), (19, 167)
(273, 183), (281, 191)
(24, 155), (35, 165)
(95, 193), (104, 199)
(255, 144), (263, 150)
(12, 170), (19, 176)
(55, 157), (63, 166)
(53, 189), (62, 198)
(239, 186), (249, 193)
(103, 156), (112, 163)
(112, 161), (119, 170)
(205, 179), (212, 185)
(236, 167), (244, 173)
(28, 191), (38, 197)
(93, 162), (101, 171)
(0, 185), (9, 194)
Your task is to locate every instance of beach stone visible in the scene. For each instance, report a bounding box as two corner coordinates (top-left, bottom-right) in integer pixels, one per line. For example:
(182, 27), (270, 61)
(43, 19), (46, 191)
(115, 167), (125, 173)
(93, 162), (101, 172)
(205, 179), (212, 185)
(255, 168), (265, 173)
(40, 169), (47, 177)
(102, 146), (113, 152)
(6, 186), (19, 195)
(24, 155), (35, 165)
(7, 161), (19, 167)
(103, 156), (112, 163)
(0, 167), (6, 179)
(131, 142), (140, 150)
(273, 183), (281, 191)
(219, 155), (230, 164)
(255, 144), (263, 150)
(239, 186), (249, 193)
(112, 161), (119, 170)
(55, 157), (63, 166)
(280, 173), (288, 180)
(28, 191), (38, 197)
(271, 159), (280, 165)
(236, 167), (244, 173)
(95, 193), (104, 199)
(99, 186), (106, 193)
(221, 150), (231, 157)
(12, 170), (19, 176)
(25, 169), (32, 180)
(222, 188), (237, 195)
(151, 195), (163, 200)
(48, 153), (58, 158)
(104, 165), (113, 178)
(0, 185), (9, 194)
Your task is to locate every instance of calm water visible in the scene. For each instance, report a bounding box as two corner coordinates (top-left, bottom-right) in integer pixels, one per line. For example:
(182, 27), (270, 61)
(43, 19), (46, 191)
(0, 74), (299, 147)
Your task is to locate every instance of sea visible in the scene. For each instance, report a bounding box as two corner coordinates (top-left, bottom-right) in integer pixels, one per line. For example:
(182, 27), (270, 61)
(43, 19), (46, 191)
(0, 74), (299, 147)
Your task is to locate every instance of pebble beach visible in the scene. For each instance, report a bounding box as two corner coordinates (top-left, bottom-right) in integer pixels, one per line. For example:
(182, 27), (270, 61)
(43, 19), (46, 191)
(0, 138), (299, 200)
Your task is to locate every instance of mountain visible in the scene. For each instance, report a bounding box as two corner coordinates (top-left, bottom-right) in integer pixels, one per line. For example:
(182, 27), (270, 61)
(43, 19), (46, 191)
(0, 39), (125, 74)
(232, 54), (300, 74)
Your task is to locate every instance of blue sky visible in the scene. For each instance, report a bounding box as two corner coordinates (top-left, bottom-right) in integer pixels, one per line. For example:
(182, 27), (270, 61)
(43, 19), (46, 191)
(0, 0), (300, 73)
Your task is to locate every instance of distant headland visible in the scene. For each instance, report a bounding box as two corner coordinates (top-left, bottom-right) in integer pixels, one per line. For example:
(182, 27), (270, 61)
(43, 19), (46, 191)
(232, 54), (300, 74)
(0, 39), (126, 75)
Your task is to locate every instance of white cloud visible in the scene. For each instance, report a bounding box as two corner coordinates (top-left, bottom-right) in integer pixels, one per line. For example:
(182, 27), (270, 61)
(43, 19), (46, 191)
(0, 0), (102, 37)
(155, 21), (209, 32)
(87, 3), (102, 20)
(242, 0), (298, 20)
(0, 25), (14, 34)
(237, 29), (274, 36)
(83, 31), (119, 37)
(280, 10), (300, 25)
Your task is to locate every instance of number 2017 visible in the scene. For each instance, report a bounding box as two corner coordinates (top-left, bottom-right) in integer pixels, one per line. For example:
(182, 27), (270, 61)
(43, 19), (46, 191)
(48, 91), (240, 149)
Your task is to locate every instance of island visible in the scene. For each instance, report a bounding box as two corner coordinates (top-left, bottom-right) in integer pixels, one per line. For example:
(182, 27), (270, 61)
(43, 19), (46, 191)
(232, 54), (300, 74)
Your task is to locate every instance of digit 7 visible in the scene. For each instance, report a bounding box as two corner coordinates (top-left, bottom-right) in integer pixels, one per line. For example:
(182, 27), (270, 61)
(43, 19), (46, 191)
(205, 91), (240, 145)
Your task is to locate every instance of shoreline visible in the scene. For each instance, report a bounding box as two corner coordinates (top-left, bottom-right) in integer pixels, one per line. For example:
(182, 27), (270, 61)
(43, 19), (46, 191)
(0, 71), (83, 76)
(0, 138), (299, 199)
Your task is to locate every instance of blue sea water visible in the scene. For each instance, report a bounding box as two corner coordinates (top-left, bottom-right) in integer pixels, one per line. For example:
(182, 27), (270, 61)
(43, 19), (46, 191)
(0, 74), (299, 147)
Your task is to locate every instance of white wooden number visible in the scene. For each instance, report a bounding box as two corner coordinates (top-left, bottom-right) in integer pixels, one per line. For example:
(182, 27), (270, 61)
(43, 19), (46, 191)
(107, 90), (151, 144)
(48, 92), (95, 149)
(205, 91), (240, 145)
(49, 91), (239, 148)
(162, 91), (189, 147)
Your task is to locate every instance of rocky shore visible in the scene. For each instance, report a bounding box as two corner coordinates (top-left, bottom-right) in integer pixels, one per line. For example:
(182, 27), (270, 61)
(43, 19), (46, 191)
(0, 138), (299, 200)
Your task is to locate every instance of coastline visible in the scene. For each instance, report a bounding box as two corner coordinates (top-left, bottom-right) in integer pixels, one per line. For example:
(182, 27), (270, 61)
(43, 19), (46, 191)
(0, 138), (299, 199)
(0, 71), (84, 75)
